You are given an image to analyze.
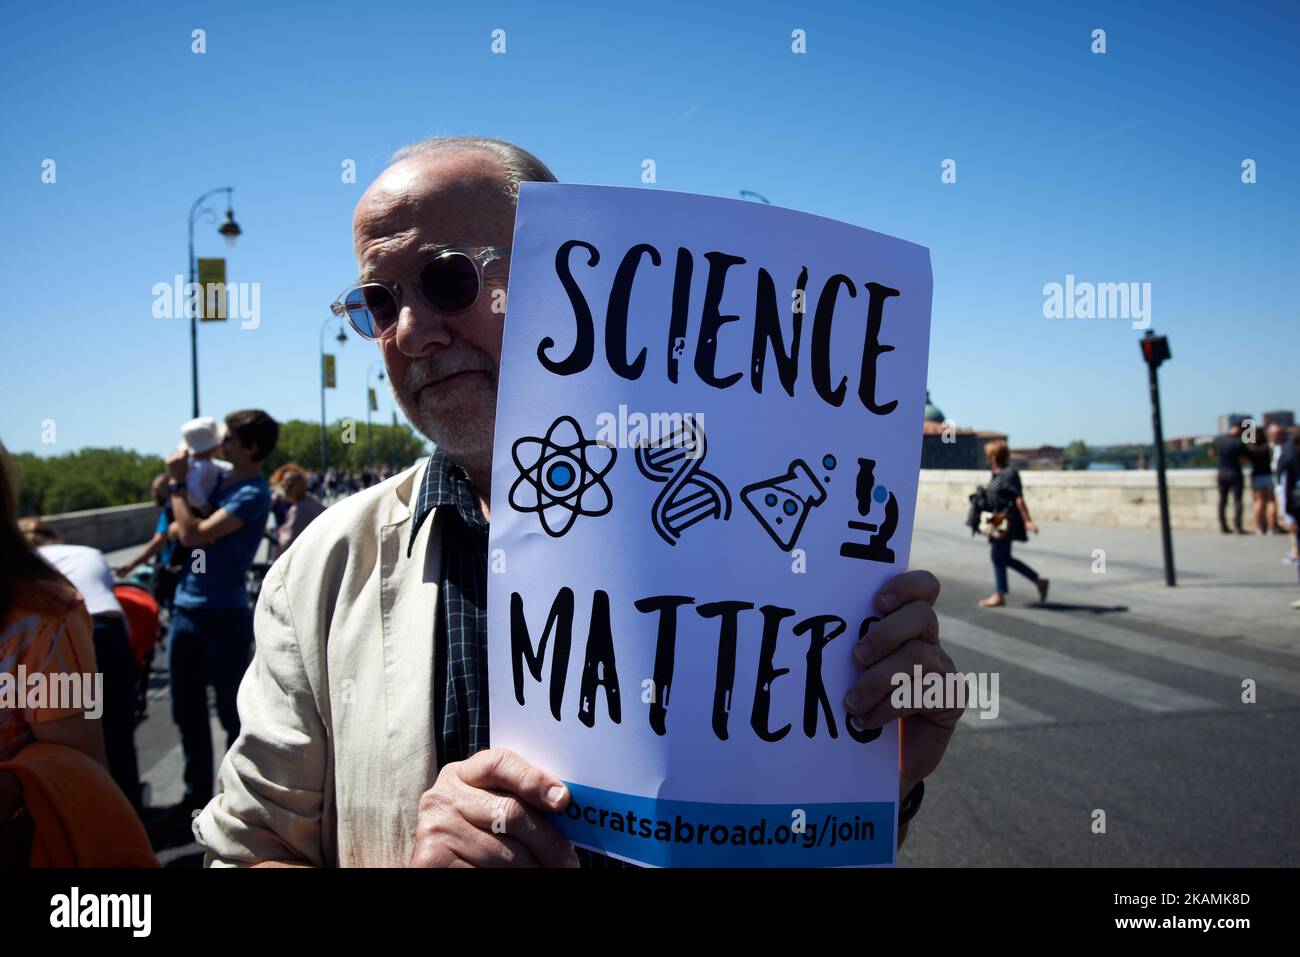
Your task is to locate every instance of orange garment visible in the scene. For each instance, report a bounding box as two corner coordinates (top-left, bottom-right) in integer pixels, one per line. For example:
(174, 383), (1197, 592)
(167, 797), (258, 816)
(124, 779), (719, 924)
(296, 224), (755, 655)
(0, 742), (158, 867)
(112, 584), (160, 670)
(0, 578), (97, 763)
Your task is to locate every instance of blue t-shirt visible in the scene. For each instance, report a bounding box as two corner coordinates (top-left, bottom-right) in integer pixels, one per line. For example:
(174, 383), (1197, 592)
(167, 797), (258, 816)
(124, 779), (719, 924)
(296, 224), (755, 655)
(156, 506), (177, 566)
(173, 476), (271, 610)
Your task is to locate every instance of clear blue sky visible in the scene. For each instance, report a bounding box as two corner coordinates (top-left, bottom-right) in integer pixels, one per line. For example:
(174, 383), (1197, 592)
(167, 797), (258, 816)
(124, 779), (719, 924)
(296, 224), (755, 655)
(2, 0), (1296, 457)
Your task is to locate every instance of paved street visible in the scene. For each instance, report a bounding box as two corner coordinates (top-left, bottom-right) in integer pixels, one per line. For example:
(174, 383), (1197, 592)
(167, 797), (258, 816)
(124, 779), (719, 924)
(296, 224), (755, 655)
(108, 508), (1300, 867)
(903, 508), (1300, 866)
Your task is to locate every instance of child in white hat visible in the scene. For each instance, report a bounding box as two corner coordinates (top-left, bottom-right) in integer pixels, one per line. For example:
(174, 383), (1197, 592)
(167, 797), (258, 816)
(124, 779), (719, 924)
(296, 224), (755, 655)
(179, 416), (233, 515)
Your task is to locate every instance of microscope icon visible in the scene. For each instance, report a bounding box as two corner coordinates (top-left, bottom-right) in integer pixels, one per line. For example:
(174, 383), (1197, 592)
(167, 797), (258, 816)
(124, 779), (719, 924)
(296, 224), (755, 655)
(839, 457), (898, 565)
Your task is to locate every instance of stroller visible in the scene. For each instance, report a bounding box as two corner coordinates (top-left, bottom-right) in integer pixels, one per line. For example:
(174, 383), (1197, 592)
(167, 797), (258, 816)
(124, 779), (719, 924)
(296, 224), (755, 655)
(112, 572), (164, 724)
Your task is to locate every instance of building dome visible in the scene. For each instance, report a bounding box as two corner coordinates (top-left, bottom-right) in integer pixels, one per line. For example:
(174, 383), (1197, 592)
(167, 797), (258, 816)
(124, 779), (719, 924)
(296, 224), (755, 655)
(924, 390), (945, 423)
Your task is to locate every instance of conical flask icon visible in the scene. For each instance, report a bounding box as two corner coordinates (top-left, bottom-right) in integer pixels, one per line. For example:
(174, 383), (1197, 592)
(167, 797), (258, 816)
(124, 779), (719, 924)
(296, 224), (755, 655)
(741, 458), (827, 551)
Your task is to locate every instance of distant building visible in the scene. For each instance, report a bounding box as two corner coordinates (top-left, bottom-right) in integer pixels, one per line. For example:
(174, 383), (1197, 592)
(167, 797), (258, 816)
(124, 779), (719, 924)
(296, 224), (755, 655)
(1166, 434), (1214, 452)
(1010, 446), (1065, 470)
(919, 391), (1007, 469)
(1218, 412), (1252, 433)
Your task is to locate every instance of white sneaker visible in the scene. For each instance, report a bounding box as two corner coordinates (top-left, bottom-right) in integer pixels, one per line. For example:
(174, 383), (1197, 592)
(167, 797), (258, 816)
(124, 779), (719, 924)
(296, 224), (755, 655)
(1291, 598), (1300, 610)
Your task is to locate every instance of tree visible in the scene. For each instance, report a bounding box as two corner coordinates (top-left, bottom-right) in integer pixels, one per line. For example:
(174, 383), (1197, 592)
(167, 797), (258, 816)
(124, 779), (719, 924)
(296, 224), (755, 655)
(9, 420), (430, 516)
(260, 419), (430, 476)
(12, 448), (165, 516)
(1063, 440), (1091, 471)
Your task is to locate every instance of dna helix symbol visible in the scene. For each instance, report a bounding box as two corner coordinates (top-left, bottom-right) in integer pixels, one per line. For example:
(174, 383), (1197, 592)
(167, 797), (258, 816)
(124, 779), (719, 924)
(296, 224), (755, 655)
(634, 415), (732, 546)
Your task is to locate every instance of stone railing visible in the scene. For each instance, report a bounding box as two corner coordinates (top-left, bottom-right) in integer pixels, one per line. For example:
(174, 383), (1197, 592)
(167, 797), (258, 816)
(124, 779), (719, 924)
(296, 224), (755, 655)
(34, 469), (1231, 550)
(918, 468), (1225, 531)
(40, 502), (158, 552)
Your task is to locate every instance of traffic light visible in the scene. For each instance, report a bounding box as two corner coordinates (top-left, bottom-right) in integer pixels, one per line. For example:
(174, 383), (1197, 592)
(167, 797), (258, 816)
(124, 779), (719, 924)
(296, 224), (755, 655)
(1140, 331), (1171, 368)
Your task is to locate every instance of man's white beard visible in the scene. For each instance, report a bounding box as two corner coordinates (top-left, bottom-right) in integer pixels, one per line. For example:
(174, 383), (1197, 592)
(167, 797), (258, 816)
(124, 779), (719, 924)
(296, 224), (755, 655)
(391, 344), (498, 461)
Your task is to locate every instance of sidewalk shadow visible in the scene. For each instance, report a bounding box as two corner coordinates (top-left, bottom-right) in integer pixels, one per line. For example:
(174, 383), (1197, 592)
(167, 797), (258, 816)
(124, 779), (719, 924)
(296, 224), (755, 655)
(1035, 601), (1129, 614)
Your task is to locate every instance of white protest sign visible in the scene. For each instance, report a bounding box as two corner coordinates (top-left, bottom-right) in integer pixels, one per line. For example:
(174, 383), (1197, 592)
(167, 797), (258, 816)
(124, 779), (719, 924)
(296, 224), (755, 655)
(488, 183), (932, 867)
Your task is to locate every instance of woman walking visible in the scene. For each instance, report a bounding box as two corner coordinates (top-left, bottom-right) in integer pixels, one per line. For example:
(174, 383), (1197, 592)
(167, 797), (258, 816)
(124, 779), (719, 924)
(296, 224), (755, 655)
(979, 440), (1049, 608)
(1246, 432), (1275, 534)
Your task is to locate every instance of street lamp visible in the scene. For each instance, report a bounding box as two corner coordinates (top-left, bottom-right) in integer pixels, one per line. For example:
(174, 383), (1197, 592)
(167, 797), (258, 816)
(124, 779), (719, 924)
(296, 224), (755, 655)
(739, 190), (772, 204)
(187, 187), (239, 417)
(218, 208), (242, 247)
(366, 361), (386, 469)
(320, 318), (347, 475)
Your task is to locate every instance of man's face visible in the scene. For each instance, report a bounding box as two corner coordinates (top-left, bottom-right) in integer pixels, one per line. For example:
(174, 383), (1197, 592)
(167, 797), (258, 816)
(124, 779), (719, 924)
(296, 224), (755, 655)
(351, 151), (515, 464)
(220, 429), (256, 468)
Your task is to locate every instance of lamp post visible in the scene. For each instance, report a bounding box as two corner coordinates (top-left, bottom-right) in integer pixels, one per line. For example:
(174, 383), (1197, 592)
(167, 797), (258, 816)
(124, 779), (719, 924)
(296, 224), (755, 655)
(739, 190), (772, 204)
(366, 361), (386, 469)
(187, 187), (241, 417)
(320, 318), (347, 475)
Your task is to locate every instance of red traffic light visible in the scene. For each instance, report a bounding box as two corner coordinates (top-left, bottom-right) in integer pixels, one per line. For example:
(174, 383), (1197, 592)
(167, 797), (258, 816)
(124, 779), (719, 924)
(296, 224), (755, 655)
(1140, 333), (1171, 367)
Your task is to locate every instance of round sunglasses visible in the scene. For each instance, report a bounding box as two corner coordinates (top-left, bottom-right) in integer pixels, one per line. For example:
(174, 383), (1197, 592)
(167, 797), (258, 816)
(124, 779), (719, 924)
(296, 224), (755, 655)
(330, 245), (510, 340)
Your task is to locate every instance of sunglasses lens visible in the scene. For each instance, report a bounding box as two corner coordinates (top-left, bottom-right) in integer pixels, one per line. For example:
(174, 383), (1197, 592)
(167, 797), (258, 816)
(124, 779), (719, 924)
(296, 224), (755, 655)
(344, 285), (398, 338)
(420, 252), (479, 313)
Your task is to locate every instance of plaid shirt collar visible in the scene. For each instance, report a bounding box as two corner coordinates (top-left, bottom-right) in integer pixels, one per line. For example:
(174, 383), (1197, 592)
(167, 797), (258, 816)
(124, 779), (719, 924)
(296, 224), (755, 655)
(408, 448), (487, 557)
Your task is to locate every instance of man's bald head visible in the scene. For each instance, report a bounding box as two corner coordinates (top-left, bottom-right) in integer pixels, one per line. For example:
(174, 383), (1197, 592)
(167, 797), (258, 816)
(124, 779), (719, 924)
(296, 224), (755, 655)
(387, 136), (555, 200)
(353, 149), (518, 274)
(350, 138), (554, 485)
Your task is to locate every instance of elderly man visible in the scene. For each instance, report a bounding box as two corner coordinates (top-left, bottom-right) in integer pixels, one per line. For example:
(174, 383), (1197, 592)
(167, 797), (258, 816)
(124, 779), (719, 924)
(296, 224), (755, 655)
(194, 136), (960, 868)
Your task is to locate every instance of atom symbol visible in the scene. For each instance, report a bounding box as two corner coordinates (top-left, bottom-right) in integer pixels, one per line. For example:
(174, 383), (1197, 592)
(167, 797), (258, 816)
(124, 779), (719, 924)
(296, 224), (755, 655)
(508, 415), (617, 537)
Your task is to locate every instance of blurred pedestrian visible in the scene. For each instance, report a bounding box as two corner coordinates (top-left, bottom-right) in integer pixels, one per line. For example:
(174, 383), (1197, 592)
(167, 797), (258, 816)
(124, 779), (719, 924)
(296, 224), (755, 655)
(1246, 430), (1275, 535)
(115, 474), (171, 578)
(1269, 425), (1297, 560)
(19, 517), (141, 811)
(266, 465), (297, 560)
(1210, 419), (1248, 534)
(177, 416), (232, 516)
(978, 440), (1049, 608)
(1277, 433), (1300, 609)
(276, 466), (326, 554)
(0, 439), (117, 864)
(161, 409), (277, 817)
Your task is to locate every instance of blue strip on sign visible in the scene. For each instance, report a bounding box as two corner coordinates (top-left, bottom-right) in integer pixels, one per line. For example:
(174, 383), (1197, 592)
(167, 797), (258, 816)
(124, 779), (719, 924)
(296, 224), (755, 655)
(551, 781), (895, 868)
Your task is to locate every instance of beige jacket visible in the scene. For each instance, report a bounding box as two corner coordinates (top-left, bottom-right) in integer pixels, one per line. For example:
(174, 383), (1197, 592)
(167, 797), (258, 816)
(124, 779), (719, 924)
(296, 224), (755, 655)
(194, 461), (443, 867)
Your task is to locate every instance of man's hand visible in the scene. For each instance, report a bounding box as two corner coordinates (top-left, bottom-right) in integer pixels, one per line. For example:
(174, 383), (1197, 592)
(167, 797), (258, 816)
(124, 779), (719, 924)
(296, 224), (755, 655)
(409, 748), (580, 868)
(165, 450), (189, 482)
(844, 570), (960, 802)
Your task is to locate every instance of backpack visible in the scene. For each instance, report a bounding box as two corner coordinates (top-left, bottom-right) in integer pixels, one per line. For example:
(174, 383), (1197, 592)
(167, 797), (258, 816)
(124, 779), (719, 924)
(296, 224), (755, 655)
(967, 486), (992, 536)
